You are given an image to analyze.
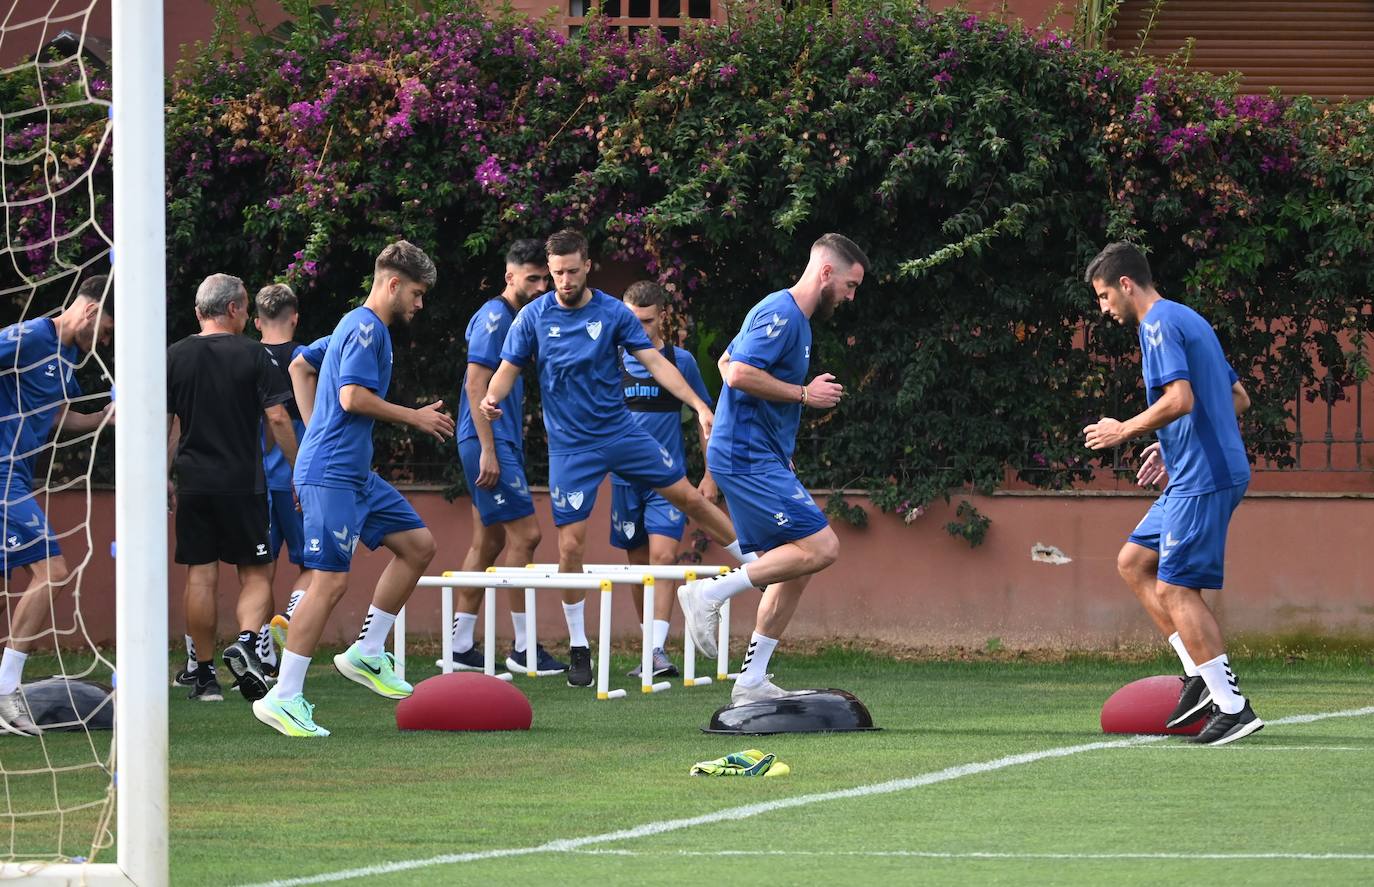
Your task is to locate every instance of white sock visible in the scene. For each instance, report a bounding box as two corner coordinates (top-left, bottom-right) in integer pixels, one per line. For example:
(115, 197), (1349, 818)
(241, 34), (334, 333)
(275, 650), (311, 699)
(285, 588), (306, 619)
(0, 648), (29, 695)
(702, 566), (754, 605)
(563, 600), (588, 648)
(452, 613), (478, 654)
(736, 632), (778, 689)
(184, 633), (196, 665)
(511, 612), (528, 652)
(257, 625), (278, 667)
(356, 606), (396, 657)
(724, 539), (759, 564)
(1196, 653), (1246, 715)
(652, 619), (670, 650)
(1168, 632), (1199, 677)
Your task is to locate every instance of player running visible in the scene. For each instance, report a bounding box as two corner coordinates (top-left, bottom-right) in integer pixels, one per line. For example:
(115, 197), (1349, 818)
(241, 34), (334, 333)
(1082, 241), (1262, 746)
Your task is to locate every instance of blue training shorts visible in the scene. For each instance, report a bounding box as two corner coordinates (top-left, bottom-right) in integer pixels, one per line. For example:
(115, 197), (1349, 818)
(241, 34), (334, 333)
(1, 495), (60, 575)
(547, 427), (686, 527)
(1128, 483), (1246, 590)
(457, 437), (536, 527)
(297, 473), (426, 572)
(610, 482), (686, 549)
(713, 463), (828, 555)
(268, 487), (305, 566)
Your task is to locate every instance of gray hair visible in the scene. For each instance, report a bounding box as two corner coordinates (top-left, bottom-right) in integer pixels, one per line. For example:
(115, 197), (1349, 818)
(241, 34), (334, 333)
(195, 273), (246, 318)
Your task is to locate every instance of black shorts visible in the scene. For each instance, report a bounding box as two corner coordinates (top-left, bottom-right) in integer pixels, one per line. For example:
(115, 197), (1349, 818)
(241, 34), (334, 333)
(174, 492), (272, 566)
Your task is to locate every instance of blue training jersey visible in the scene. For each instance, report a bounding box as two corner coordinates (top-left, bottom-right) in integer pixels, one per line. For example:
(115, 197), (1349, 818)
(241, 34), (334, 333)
(294, 307), (392, 489)
(458, 296), (523, 448)
(0, 318), (82, 499)
(260, 340), (304, 492)
(612, 346), (712, 487)
(708, 290), (811, 475)
(1139, 299), (1250, 495)
(500, 289), (653, 454)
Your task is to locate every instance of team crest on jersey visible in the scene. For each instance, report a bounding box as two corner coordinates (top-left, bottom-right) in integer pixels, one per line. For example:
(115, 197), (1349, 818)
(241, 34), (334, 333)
(548, 325), (561, 338)
(659, 446), (674, 469)
(484, 311), (502, 334)
(567, 490), (586, 510)
(620, 520), (636, 539)
(763, 313), (788, 339)
(586, 320), (603, 341)
(357, 322), (375, 348)
(1143, 320), (1163, 349)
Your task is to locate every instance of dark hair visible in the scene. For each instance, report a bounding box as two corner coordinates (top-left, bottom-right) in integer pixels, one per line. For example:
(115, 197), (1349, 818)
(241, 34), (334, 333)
(375, 240), (437, 287)
(255, 283), (297, 320)
(505, 238), (547, 268)
(76, 274), (110, 317)
(623, 281), (668, 308)
(545, 228), (589, 260)
(813, 232), (871, 273)
(1084, 242), (1153, 288)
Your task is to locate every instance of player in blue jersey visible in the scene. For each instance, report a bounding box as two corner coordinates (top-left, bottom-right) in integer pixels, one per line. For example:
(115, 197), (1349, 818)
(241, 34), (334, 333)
(253, 241), (455, 738)
(1082, 242), (1261, 746)
(0, 276), (113, 735)
(611, 281), (720, 680)
(677, 233), (869, 705)
(447, 239), (562, 674)
(481, 229), (753, 688)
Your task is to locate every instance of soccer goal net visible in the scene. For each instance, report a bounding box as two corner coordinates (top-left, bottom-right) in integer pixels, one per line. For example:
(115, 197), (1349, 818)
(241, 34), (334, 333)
(1, 0), (166, 883)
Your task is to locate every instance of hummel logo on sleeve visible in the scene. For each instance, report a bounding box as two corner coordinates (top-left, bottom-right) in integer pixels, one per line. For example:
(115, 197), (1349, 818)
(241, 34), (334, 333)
(763, 313), (788, 338)
(1143, 320), (1163, 349)
(484, 311), (501, 334)
(358, 322), (375, 348)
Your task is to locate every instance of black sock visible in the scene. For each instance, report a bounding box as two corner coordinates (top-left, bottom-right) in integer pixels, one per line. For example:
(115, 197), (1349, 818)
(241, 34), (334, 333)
(236, 630), (255, 646)
(196, 660), (215, 677)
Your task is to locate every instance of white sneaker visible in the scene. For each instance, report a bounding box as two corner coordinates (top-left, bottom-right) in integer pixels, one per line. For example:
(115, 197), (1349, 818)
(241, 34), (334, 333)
(0, 690), (42, 736)
(677, 578), (721, 658)
(731, 675), (792, 705)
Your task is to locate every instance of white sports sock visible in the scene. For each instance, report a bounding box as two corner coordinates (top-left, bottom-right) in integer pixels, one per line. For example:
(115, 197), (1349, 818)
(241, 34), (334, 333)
(736, 633), (778, 689)
(0, 648), (29, 695)
(452, 613), (478, 654)
(511, 612), (528, 652)
(1168, 632), (1200, 677)
(701, 566), (755, 605)
(285, 588), (306, 619)
(724, 540), (759, 564)
(184, 633), (196, 661)
(1196, 653), (1246, 715)
(257, 625), (278, 667)
(275, 651), (311, 699)
(563, 600), (588, 648)
(652, 619), (670, 650)
(356, 606), (396, 657)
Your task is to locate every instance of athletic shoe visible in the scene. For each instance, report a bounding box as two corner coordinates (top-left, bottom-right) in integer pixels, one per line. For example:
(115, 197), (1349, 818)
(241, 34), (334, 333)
(1165, 674), (1213, 729)
(0, 690), (42, 736)
(332, 643), (412, 699)
(172, 662), (198, 688)
(252, 690), (329, 738)
(505, 644), (568, 676)
(731, 675), (792, 705)
(1193, 701), (1265, 746)
(628, 647), (680, 679)
(222, 640), (271, 702)
(677, 578), (721, 658)
(434, 646), (487, 671)
(187, 672), (223, 702)
(269, 614), (290, 652)
(566, 645), (593, 688)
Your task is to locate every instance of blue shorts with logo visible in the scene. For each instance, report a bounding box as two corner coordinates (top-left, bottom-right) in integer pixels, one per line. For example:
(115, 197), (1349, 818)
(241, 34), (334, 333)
(1128, 483), (1246, 590)
(296, 473), (426, 573)
(610, 482), (686, 549)
(548, 428), (685, 527)
(713, 463), (829, 555)
(457, 437), (535, 527)
(1, 495), (60, 575)
(268, 487), (306, 566)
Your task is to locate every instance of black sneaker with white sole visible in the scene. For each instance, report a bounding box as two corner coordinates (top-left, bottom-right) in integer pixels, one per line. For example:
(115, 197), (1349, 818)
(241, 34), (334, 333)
(435, 646), (487, 671)
(1165, 674), (1213, 729)
(1193, 701), (1265, 746)
(188, 672), (223, 702)
(222, 641), (270, 702)
(566, 645), (593, 688)
(172, 663), (198, 688)
(505, 644), (568, 676)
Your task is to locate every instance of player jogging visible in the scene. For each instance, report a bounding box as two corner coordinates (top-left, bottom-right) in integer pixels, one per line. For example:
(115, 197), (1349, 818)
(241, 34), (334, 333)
(1082, 241), (1262, 746)
(677, 233), (868, 705)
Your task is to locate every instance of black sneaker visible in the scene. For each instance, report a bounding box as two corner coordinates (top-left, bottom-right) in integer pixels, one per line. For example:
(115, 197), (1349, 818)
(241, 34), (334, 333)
(172, 662), (198, 688)
(1165, 675), (1213, 729)
(1193, 701), (1265, 746)
(505, 644), (568, 677)
(566, 645), (593, 688)
(188, 672), (223, 702)
(434, 646), (487, 671)
(222, 640), (270, 702)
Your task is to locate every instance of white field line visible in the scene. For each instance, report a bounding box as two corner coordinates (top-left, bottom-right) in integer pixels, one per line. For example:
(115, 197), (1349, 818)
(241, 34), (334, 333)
(571, 849), (1374, 861)
(1127, 745), (1367, 752)
(238, 705), (1374, 887)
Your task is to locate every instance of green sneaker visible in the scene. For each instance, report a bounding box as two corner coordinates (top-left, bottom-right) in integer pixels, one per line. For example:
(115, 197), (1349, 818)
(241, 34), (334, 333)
(269, 614), (289, 652)
(252, 691), (329, 738)
(333, 643), (412, 699)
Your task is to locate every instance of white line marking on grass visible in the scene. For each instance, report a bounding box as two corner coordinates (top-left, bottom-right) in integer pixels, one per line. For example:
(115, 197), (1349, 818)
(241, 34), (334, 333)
(238, 705), (1374, 887)
(1129, 745), (1366, 752)
(570, 849), (1374, 861)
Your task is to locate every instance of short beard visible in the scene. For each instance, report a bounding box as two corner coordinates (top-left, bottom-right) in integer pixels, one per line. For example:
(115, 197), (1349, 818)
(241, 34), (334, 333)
(816, 282), (839, 321)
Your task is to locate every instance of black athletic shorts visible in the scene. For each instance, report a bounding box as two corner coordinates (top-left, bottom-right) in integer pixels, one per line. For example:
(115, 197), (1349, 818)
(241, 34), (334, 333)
(174, 492), (272, 566)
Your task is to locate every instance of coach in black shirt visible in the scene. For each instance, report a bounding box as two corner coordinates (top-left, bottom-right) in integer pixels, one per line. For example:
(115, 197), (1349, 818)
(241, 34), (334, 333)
(167, 273), (297, 704)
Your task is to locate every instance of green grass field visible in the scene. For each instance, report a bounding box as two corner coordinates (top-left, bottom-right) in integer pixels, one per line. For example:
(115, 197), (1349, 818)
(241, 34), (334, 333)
(3, 647), (1372, 885)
